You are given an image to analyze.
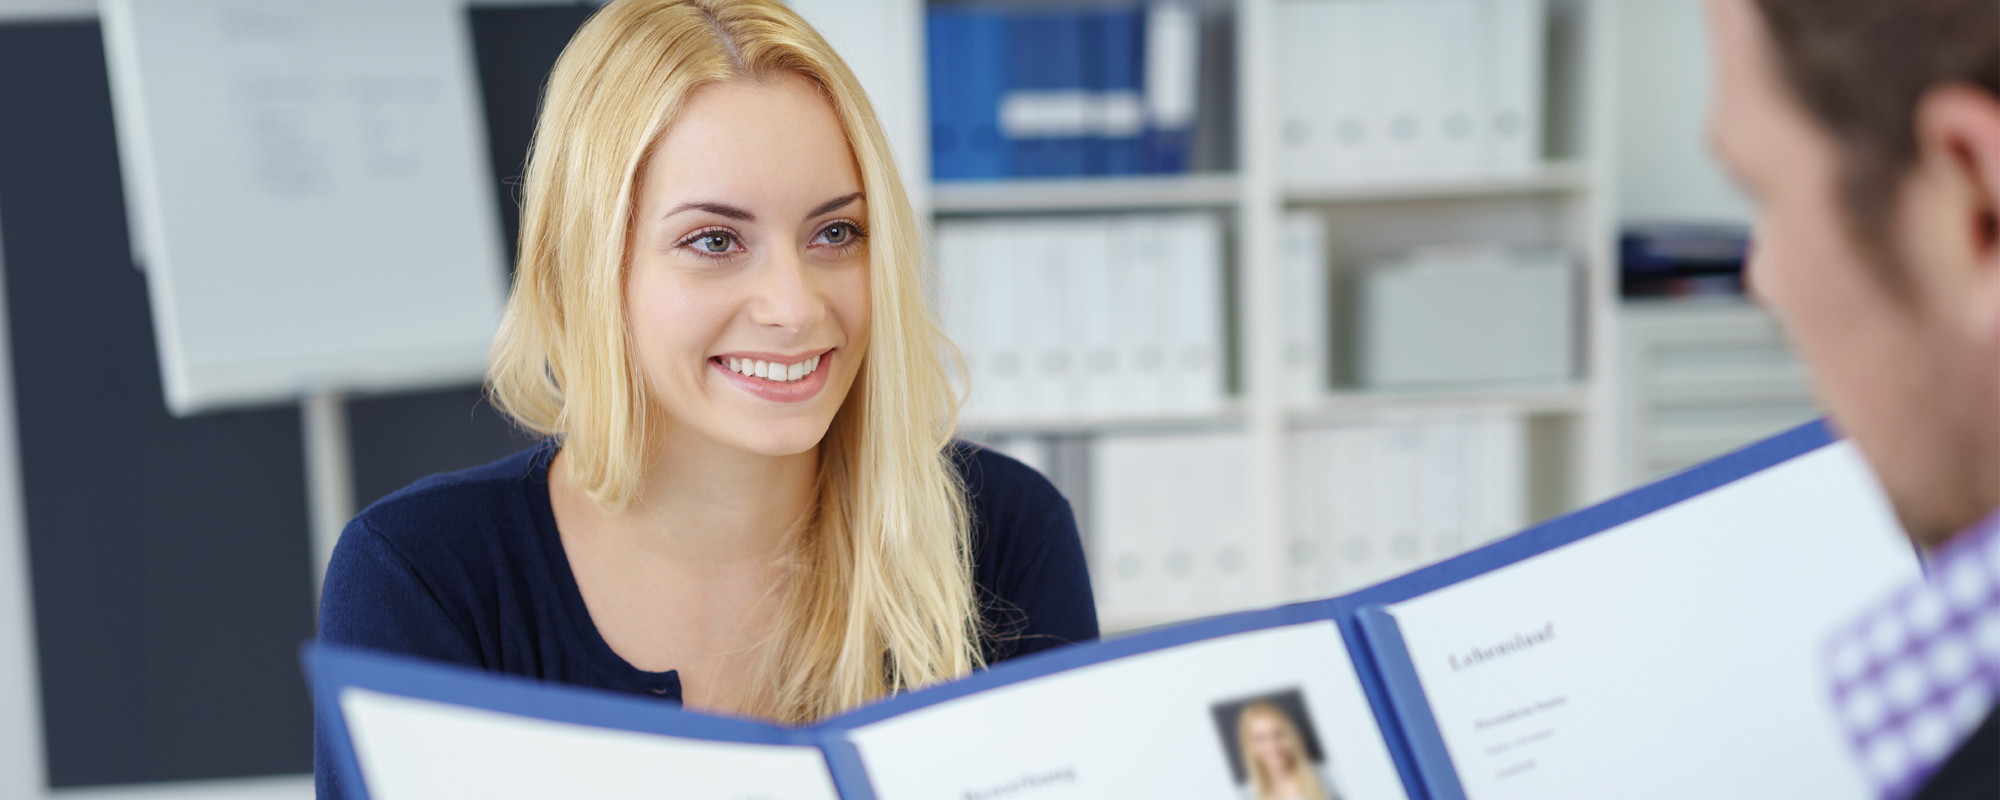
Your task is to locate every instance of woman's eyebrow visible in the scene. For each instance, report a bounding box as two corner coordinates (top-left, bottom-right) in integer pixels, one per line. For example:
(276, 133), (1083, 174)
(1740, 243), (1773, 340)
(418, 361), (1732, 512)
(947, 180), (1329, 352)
(665, 201), (755, 221)
(806, 192), (864, 218)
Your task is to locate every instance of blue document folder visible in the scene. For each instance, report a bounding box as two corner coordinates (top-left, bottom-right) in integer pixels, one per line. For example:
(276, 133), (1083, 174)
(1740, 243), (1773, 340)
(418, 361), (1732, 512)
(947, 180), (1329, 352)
(309, 419), (1909, 799)
(926, 8), (974, 180)
(1006, 12), (1087, 177)
(926, 7), (1009, 180)
(1092, 7), (1146, 175)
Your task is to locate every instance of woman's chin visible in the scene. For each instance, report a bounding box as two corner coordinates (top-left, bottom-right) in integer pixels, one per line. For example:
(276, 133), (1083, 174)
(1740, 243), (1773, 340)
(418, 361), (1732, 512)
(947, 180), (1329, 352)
(713, 418), (834, 458)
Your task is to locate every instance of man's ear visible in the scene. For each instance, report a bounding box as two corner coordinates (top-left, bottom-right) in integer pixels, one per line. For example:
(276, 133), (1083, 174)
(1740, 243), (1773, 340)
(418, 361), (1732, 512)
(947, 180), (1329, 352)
(1913, 83), (2000, 335)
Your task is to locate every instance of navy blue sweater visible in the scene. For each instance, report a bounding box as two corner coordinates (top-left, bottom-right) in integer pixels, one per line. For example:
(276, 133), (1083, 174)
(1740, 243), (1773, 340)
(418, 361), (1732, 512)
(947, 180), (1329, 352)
(315, 442), (1096, 798)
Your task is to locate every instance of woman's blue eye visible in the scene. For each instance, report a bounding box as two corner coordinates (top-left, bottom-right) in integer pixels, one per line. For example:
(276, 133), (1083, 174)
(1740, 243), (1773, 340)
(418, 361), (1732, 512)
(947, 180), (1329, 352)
(698, 233), (733, 253)
(817, 223), (865, 247)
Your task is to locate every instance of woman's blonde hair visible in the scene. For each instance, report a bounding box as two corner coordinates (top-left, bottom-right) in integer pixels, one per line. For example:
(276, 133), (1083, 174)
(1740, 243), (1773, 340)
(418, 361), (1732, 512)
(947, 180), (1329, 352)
(487, 0), (979, 723)
(1238, 702), (1331, 800)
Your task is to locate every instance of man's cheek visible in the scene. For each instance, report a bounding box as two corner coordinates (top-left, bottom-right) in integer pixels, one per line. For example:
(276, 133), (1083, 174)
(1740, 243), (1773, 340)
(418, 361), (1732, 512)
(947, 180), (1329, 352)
(1742, 221), (1788, 315)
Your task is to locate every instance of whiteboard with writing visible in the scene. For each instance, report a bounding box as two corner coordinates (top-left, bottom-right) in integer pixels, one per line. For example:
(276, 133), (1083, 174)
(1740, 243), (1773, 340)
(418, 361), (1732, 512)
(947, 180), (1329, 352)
(102, 0), (506, 415)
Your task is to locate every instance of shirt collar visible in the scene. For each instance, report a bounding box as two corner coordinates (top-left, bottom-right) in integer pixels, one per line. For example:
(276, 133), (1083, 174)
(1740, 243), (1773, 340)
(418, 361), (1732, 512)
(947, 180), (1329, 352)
(1825, 506), (2000, 799)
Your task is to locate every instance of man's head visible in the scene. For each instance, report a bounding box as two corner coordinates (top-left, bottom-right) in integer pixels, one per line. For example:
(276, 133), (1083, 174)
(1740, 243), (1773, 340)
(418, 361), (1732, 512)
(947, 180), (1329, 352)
(1704, 0), (2000, 547)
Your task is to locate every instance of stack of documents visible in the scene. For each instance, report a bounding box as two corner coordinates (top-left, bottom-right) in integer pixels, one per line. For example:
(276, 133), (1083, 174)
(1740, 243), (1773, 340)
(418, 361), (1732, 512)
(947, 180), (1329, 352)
(937, 212), (1228, 424)
(310, 420), (1921, 800)
(1087, 411), (1526, 627)
(1090, 431), (1259, 625)
(1281, 211), (1332, 404)
(1288, 410), (1527, 599)
(1278, 0), (1545, 185)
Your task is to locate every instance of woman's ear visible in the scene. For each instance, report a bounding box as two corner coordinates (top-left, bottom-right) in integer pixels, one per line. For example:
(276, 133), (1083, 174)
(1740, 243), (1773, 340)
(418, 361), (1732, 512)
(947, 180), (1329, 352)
(1910, 83), (2000, 340)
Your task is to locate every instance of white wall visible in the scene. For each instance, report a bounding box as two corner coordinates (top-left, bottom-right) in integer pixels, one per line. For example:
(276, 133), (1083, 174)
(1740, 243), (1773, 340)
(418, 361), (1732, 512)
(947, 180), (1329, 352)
(1614, 0), (1752, 224)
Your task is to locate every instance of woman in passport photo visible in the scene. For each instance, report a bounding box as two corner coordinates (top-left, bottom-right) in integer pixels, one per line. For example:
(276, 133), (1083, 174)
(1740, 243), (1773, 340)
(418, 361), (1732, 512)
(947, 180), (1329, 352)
(1218, 695), (1342, 800)
(315, 0), (1096, 794)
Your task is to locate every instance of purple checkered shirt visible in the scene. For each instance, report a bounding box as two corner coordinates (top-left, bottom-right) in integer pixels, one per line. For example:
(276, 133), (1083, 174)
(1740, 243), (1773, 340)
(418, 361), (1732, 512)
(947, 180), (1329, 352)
(1824, 513), (2000, 800)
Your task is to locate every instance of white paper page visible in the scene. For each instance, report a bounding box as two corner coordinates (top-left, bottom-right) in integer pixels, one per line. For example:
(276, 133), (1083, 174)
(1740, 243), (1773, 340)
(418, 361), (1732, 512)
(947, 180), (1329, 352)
(1386, 441), (1919, 800)
(340, 688), (839, 800)
(847, 622), (1407, 800)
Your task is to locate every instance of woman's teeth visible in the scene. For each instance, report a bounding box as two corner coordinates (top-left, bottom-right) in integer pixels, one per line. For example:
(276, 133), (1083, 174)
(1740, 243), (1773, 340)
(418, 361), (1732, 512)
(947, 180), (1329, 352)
(724, 354), (822, 383)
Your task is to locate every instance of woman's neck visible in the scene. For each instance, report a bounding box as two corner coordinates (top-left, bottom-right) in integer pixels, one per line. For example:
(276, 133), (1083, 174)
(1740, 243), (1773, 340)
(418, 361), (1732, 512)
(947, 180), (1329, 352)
(1268, 773), (1305, 799)
(621, 426), (819, 566)
(546, 423), (821, 698)
(553, 426), (819, 569)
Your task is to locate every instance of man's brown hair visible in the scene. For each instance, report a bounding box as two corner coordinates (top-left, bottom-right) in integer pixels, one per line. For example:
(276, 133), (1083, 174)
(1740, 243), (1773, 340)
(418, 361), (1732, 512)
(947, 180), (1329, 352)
(1752, 0), (2000, 283)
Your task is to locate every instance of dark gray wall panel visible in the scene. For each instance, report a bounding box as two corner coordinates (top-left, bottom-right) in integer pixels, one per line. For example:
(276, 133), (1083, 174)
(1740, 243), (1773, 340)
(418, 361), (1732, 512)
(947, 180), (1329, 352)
(472, 4), (600, 264)
(348, 387), (537, 510)
(0, 6), (598, 787)
(0, 22), (316, 787)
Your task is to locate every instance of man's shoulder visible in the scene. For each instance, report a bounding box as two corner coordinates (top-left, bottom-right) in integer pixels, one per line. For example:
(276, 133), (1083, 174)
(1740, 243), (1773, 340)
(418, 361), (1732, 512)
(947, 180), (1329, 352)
(1912, 701), (1999, 800)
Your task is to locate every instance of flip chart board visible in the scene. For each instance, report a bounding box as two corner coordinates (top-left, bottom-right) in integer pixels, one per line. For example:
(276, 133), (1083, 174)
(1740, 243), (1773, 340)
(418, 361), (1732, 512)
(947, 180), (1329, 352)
(102, 0), (507, 414)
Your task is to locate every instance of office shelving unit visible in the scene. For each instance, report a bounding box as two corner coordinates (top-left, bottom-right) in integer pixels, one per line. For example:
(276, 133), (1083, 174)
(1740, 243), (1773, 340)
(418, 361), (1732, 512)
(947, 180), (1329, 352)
(860, 0), (1622, 631)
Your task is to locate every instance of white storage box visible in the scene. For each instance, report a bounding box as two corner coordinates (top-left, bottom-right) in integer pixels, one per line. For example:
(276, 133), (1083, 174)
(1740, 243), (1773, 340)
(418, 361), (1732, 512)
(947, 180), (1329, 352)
(1358, 245), (1575, 388)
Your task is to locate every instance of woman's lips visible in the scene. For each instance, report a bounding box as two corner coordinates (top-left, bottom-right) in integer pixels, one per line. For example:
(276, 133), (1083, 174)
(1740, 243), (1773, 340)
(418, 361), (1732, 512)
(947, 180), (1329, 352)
(710, 349), (833, 403)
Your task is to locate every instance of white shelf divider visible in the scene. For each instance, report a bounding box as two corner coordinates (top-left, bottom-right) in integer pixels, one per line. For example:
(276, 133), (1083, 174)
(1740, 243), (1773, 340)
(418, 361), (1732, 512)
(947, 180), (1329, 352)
(1283, 159), (1590, 204)
(1290, 384), (1592, 423)
(933, 172), (1240, 214)
(1236, 0), (1290, 607)
(960, 406), (1248, 439)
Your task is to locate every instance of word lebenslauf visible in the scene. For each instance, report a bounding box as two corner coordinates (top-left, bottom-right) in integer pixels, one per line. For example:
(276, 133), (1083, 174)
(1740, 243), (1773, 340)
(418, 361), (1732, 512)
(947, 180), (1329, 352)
(1446, 622), (1554, 673)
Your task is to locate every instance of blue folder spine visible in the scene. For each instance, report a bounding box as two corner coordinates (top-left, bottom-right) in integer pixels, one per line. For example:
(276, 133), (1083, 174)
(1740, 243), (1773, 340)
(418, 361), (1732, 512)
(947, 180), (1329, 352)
(927, 7), (1010, 180)
(1096, 7), (1146, 175)
(964, 8), (1010, 179)
(926, 9), (971, 180)
(1356, 605), (1467, 800)
(1078, 10), (1107, 175)
(818, 734), (879, 800)
(1007, 12), (1087, 177)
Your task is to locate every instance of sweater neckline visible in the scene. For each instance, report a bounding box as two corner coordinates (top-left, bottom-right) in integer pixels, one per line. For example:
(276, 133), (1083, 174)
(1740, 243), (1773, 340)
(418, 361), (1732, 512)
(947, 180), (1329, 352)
(520, 444), (685, 701)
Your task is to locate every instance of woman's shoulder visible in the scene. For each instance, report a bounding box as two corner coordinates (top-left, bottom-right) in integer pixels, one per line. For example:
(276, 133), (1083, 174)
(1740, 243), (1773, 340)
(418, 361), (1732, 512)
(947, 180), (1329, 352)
(948, 441), (1099, 656)
(319, 444), (560, 669)
(949, 440), (1069, 513)
(345, 444), (553, 563)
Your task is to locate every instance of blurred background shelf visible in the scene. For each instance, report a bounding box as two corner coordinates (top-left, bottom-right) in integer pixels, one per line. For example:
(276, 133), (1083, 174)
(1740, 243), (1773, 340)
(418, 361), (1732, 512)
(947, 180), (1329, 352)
(920, 0), (1620, 629)
(959, 405), (1247, 439)
(1283, 159), (1590, 205)
(933, 172), (1241, 215)
(1289, 384), (1591, 423)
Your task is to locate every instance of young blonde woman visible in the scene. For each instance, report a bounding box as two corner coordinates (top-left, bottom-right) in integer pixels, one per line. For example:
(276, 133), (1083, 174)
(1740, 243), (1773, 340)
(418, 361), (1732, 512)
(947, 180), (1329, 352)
(1237, 702), (1338, 800)
(315, 0), (1095, 794)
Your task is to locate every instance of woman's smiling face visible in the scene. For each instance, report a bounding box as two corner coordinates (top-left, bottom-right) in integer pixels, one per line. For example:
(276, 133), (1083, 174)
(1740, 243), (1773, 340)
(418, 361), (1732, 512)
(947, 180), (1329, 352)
(1249, 712), (1296, 775)
(624, 74), (870, 457)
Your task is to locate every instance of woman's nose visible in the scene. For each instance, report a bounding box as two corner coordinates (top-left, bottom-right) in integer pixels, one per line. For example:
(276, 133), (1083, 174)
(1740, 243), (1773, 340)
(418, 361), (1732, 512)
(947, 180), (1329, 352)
(748, 247), (826, 333)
